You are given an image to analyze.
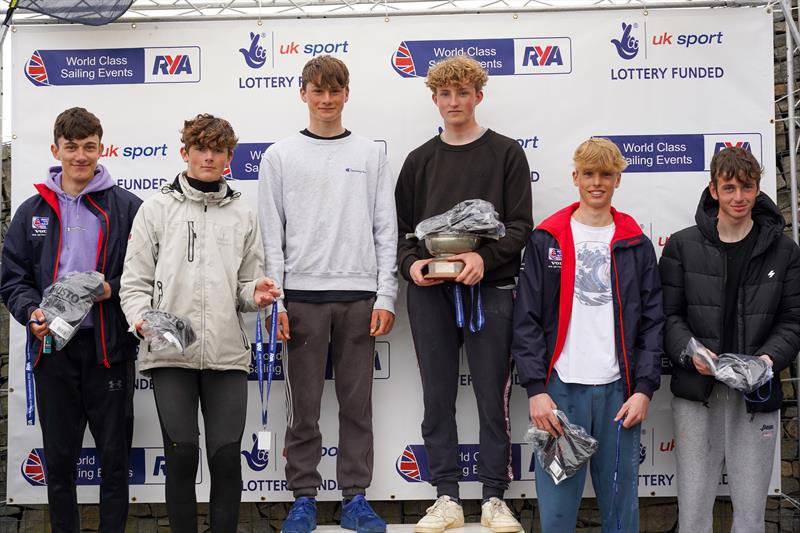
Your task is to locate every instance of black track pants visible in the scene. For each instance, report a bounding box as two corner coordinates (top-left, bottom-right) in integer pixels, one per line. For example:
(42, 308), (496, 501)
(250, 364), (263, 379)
(34, 329), (134, 533)
(407, 283), (514, 500)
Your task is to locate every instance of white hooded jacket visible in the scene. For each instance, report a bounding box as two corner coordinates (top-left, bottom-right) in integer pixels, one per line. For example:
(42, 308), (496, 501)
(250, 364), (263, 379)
(120, 173), (263, 373)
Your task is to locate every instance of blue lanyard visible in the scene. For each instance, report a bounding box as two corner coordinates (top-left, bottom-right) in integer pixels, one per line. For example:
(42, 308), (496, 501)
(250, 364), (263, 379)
(745, 380), (772, 403)
(612, 419), (623, 531)
(453, 283), (485, 333)
(24, 320), (39, 426)
(256, 306), (277, 428)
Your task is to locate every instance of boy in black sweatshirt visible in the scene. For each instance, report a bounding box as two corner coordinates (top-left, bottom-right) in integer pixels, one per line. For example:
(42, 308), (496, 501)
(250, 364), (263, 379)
(394, 55), (533, 533)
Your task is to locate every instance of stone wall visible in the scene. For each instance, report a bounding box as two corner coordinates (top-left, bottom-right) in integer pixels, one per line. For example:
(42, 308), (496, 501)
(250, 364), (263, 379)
(1, 6), (800, 533)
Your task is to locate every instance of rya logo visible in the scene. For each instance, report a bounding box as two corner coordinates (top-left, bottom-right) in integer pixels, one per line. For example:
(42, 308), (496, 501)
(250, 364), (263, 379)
(611, 22), (639, 60)
(241, 433), (269, 471)
(152, 54), (192, 75)
(522, 46), (563, 67)
(713, 141), (752, 154)
(240, 32), (267, 69)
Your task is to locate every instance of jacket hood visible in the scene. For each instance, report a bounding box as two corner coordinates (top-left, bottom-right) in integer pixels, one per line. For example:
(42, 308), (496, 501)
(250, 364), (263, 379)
(695, 188), (785, 254)
(537, 201), (644, 246)
(45, 164), (114, 199)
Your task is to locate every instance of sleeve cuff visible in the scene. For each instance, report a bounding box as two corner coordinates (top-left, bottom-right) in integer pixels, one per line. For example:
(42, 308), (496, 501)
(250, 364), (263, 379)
(400, 255), (419, 282)
(525, 380), (547, 397)
(374, 294), (395, 315)
(633, 381), (656, 399)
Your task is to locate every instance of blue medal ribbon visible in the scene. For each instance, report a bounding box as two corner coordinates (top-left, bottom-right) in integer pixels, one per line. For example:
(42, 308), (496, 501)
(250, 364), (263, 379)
(24, 320), (39, 426)
(453, 283), (485, 333)
(469, 283), (485, 333)
(612, 419), (623, 531)
(453, 284), (465, 328)
(255, 305), (278, 428)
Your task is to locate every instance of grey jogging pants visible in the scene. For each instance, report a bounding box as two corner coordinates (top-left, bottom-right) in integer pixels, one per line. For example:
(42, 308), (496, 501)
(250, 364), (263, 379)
(673, 384), (778, 533)
(283, 298), (377, 498)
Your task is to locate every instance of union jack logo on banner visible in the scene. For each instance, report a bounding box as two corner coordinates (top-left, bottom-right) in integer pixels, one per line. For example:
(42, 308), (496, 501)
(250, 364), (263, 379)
(392, 42), (417, 78)
(21, 448), (47, 486)
(223, 164), (233, 180)
(396, 445), (423, 482)
(25, 50), (50, 86)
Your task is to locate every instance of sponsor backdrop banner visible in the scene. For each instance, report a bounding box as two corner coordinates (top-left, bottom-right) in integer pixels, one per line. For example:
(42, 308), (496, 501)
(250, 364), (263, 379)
(8, 9), (779, 503)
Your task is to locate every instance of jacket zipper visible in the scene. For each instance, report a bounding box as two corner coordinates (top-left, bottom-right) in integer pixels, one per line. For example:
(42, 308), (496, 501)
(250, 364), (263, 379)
(611, 249), (632, 397)
(187, 221), (196, 262)
(200, 198), (207, 369)
(85, 194), (111, 368)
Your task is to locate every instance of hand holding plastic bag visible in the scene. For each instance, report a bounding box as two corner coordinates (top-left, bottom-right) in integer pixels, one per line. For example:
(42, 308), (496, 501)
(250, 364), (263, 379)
(413, 199), (506, 240)
(141, 310), (197, 353)
(39, 271), (106, 350)
(682, 337), (773, 393)
(525, 410), (599, 484)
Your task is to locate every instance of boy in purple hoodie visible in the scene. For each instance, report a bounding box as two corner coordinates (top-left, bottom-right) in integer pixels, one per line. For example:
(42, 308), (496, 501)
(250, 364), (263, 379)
(1, 108), (142, 533)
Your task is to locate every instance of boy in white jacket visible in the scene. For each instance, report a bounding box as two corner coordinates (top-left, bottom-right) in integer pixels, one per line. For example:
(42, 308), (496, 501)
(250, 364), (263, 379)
(121, 114), (279, 532)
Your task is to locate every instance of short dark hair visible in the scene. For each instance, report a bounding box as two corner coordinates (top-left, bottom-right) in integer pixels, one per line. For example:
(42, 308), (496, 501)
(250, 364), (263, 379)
(710, 147), (762, 187)
(301, 55), (349, 91)
(53, 107), (103, 145)
(180, 114), (238, 155)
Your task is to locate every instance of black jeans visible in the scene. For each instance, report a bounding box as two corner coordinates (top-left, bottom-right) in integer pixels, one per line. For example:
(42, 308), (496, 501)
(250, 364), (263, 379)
(407, 283), (514, 500)
(34, 328), (134, 533)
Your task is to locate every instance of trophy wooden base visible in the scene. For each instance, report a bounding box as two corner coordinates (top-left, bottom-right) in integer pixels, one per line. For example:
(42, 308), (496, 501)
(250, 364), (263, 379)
(424, 259), (465, 280)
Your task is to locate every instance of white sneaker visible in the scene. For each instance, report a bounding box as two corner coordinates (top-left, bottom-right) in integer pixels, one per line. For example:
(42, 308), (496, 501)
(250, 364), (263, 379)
(480, 498), (522, 533)
(414, 495), (465, 533)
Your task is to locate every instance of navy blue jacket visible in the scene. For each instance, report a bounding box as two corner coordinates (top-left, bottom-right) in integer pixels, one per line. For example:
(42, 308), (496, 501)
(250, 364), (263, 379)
(1, 182), (142, 366)
(512, 203), (665, 399)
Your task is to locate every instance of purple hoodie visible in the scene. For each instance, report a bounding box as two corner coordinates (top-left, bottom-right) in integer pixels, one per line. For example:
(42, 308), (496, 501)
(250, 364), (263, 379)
(45, 164), (115, 327)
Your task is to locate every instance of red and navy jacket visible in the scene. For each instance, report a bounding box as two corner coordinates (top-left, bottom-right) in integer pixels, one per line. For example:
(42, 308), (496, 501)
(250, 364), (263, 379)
(512, 203), (664, 399)
(1, 182), (142, 367)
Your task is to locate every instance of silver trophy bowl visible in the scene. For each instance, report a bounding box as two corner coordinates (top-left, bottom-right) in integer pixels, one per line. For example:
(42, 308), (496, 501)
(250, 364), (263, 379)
(423, 233), (482, 279)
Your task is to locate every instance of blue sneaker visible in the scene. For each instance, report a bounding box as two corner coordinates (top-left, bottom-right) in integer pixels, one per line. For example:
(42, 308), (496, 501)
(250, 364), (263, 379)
(282, 497), (317, 533)
(341, 495), (387, 533)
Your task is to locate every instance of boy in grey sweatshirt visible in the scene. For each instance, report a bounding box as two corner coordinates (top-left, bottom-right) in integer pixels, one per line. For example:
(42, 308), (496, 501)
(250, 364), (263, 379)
(258, 55), (397, 533)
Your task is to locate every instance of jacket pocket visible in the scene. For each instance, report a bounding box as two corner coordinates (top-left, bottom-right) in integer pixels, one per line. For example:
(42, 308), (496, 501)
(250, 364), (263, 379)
(187, 221), (196, 262)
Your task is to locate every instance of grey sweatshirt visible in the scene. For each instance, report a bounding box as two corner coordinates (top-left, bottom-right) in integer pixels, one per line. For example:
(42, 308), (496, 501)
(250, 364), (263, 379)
(258, 132), (398, 313)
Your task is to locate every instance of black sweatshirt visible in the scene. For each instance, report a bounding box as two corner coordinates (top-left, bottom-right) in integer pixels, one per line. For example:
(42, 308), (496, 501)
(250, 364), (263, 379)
(394, 129), (534, 285)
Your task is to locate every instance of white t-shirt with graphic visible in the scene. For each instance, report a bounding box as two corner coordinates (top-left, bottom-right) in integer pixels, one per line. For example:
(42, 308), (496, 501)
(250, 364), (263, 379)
(554, 218), (621, 385)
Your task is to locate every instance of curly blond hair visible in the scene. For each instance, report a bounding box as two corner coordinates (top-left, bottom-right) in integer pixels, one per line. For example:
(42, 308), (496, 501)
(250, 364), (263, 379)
(425, 55), (488, 92)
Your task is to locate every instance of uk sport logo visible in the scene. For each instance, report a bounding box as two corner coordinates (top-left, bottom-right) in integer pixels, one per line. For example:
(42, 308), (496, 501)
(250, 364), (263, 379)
(611, 22), (639, 60)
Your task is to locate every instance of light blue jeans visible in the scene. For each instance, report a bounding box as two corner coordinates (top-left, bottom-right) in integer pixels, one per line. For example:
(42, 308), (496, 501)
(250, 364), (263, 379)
(534, 372), (641, 533)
